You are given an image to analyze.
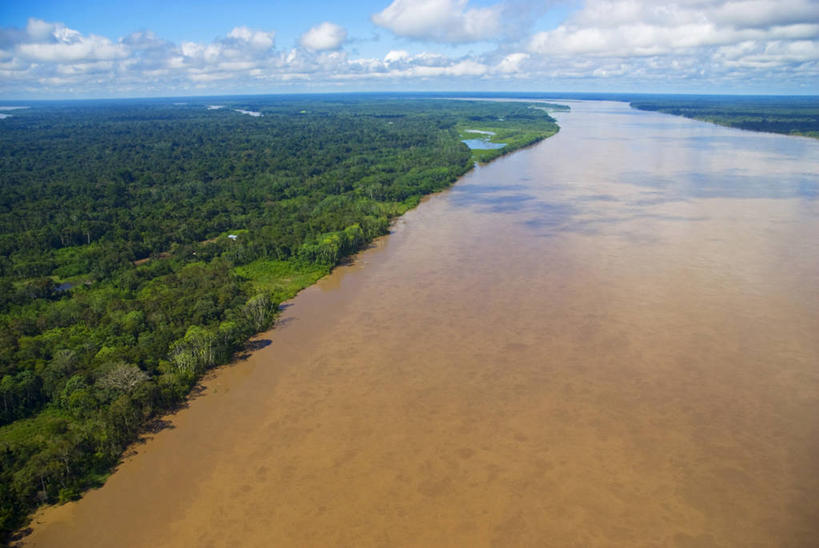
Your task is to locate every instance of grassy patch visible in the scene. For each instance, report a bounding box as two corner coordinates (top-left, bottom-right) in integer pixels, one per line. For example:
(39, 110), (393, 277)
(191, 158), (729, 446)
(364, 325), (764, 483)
(0, 407), (69, 445)
(235, 259), (330, 303)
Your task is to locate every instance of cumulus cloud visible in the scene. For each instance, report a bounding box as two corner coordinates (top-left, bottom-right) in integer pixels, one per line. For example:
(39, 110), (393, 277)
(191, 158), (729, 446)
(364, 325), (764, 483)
(497, 52), (529, 74)
(710, 0), (819, 28)
(523, 0), (819, 87)
(372, 0), (503, 43)
(179, 26), (275, 65)
(0, 19), (283, 95)
(228, 26), (276, 50)
(14, 18), (128, 62)
(528, 0), (819, 58)
(300, 22), (347, 51)
(384, 49), (410, 63)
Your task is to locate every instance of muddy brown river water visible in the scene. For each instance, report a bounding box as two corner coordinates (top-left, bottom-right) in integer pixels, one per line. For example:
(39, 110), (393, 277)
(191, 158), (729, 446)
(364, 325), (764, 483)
(24, 101), (819, 547)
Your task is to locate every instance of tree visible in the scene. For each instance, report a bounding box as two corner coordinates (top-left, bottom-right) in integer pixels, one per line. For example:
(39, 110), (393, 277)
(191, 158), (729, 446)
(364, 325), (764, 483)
(243, 293), (275, 332)
(96, 363), (148, 395)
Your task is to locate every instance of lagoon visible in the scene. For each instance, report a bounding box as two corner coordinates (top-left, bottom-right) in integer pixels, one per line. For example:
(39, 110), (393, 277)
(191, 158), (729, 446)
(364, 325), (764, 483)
(462, 138), (506, 150)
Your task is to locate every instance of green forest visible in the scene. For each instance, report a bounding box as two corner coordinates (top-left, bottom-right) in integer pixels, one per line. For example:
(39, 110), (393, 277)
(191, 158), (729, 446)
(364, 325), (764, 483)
(630, 95), (819, 137)
(0, 95), (561, 539)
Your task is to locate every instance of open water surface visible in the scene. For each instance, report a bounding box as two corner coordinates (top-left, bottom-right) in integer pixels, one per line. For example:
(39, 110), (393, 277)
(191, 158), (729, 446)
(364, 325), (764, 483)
(25, 101), (819, 547)
(462, 138), (506, 150)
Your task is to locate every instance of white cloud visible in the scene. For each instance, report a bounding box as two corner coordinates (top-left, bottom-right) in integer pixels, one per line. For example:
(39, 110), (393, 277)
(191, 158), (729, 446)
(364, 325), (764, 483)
(16, 18), (128, 62)
(710, 0), (819, 28)
(372, 0), (502, 43)
(496, 52), (529, 74)
(529, 0), (819, 58)
(227, 26), (276, 50)
(384, 49), (410, 63)
(522, 0), (819, 87)
(299, 22), (347, 51)
(175, 26), (275, 72)
(447, 59), (488, 76)
(25, 18), (57, 42)
(55, 60), (115, 76)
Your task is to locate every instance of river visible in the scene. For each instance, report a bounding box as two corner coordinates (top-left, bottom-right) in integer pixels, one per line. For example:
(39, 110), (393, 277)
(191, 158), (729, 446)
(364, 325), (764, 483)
(24, 101), (819, 547)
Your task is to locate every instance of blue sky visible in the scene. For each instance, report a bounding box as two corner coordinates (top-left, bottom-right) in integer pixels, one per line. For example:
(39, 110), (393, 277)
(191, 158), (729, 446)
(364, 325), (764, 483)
(1, 0), (817, 98)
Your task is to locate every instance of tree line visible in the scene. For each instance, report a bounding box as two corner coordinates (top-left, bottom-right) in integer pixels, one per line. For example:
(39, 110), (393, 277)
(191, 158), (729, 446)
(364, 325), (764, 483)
(630, 96), (819, 138)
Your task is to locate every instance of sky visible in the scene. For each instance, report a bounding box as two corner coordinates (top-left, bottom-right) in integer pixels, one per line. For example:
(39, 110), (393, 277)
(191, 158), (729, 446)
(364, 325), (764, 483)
(0, 0), (817, 99)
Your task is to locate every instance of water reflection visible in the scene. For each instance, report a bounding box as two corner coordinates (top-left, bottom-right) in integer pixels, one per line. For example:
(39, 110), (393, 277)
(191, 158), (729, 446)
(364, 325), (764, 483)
(462, 139), (506, 150)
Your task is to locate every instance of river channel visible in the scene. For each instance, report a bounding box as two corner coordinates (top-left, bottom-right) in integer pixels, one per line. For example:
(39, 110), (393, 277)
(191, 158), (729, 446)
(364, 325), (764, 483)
(24, 101), (819, 547)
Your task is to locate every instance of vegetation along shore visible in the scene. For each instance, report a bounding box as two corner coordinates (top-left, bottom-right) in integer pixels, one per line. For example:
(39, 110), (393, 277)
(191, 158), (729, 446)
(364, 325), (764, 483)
(630, 95), (819, 138)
